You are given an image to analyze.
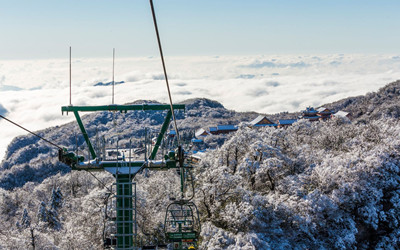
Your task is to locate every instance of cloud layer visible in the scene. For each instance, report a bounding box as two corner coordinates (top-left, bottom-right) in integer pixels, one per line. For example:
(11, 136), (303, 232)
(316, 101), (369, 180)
(1, 54), (400, 160)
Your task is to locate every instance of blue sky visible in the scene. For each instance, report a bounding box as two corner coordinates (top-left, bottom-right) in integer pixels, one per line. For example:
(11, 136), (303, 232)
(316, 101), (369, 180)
(0, 0), (400, 59)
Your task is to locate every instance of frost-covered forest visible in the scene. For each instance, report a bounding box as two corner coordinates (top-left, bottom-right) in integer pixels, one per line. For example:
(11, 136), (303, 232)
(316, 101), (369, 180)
(1, 81), (400, 249)
(196, 118), (400, 249)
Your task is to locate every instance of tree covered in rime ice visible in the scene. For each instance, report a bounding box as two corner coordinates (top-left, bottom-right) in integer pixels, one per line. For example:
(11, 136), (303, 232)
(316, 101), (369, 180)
(37, 187), (63, 230)
(195, 118), (400, 249)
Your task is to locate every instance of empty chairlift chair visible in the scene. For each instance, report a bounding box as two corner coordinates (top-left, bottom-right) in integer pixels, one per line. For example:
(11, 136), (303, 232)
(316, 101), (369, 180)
(164, 200), (200, 250)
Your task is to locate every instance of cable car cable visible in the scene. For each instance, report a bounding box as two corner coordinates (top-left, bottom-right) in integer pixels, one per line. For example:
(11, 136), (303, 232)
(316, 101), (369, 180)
(0, 114), (63, 150)
(84, 170), (113, 193)
(149, 0), (181, 145)
(0, 115), (113, 193)
(149, 0), (189, 204)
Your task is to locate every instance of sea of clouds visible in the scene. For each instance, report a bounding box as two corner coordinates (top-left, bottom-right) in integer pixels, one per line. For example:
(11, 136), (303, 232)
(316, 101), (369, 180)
(1, 54), (400, 160)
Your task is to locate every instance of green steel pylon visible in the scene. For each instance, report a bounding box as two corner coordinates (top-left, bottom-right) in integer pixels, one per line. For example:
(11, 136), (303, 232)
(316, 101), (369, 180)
(59, 104), (185, 250)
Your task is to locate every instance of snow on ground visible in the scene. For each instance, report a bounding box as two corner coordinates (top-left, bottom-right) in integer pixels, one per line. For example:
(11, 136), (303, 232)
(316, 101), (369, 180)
(1, 54), (400, 160)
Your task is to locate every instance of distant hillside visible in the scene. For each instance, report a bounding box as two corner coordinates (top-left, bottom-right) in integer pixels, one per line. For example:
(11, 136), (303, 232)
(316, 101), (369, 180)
(94, 80), (125, 86)
(258, 79), (400, 123)
(323, 80), (400, 122)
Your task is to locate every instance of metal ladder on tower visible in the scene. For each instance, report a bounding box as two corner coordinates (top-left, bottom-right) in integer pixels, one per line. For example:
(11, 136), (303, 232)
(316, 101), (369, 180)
(112, 136), (138, 249)
(113, 177), (137, 249)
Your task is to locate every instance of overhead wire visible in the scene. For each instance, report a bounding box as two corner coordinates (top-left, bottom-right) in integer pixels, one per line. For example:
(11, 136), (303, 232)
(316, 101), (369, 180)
(149, 0), (181, 145)
(85, 170), (113, 193)
(149, 0), (191, 202)
(0, 114), (113, 193)
(0, 115), (63, 150)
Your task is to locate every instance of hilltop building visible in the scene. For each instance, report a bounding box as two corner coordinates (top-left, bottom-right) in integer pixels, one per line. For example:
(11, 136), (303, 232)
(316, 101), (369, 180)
(216, 125), (238, 134)
(333, 110), (351, 119)
(195, 128), (209, 138)
(194, 124), (238, 138)
(317, 107), (333, 120)
(299, 107), (320, 121)
(278, 119), (298, 128)
(300, 106), (333, 121)
(209, 127), (218, 135)
(249, 115), (277, 127)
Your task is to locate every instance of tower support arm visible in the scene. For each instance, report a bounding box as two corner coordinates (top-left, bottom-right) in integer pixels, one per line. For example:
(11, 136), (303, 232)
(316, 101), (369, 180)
(150, 110), (172, 160)
(73, 111), (97, 160)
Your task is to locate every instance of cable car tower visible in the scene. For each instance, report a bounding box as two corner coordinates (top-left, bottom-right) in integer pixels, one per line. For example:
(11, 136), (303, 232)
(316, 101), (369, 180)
(60, 103), (188, 249)
(58, 1), (200, 249)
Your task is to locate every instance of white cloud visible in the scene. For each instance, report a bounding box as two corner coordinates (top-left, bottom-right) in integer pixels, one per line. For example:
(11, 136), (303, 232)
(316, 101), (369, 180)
(1, 54), (400, 160)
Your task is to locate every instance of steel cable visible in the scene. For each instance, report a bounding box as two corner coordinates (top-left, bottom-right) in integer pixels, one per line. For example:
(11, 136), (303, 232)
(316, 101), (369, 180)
(0, 114), (113, 193)
(149, 0), (181, 145)
(0, 114), (63, 150)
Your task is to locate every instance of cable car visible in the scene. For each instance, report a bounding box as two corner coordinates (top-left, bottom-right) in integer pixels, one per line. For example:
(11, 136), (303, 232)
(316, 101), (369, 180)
(164, 200), (200, 250)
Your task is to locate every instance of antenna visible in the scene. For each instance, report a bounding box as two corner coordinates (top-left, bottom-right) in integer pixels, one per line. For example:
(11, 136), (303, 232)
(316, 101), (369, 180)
(69, 46), (72, 106)
(112, 48), (115, 105)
